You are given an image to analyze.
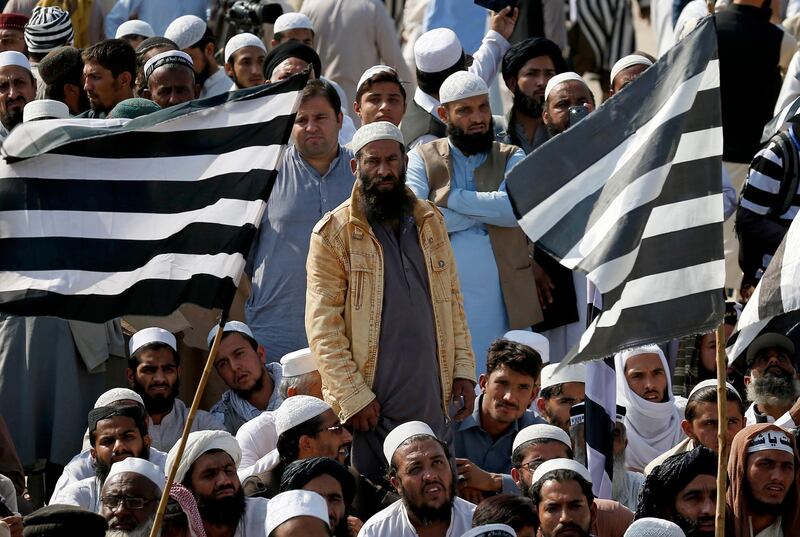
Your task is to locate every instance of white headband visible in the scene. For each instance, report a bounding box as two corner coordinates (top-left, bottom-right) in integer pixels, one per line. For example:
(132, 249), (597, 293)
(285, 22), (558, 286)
(748, 430), (794, 456)
(544, 72), (585, 102)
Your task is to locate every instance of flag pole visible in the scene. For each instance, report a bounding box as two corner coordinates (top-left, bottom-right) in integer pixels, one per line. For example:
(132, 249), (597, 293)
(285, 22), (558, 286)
(148, 309), (230, 537)
(715, 322), (728, 537)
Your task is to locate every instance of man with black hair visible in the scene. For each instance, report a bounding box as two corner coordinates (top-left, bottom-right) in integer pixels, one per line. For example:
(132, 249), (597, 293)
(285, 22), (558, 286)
(529, 459), (596, 537)
(455, 338), (544, 500)
(163, 15), (231, 99)
(471, 494), (538, 537)
(208, 321), (284, 434)
(126, 328), (223, 452)
(353, 65), (406, 127)
(80, 39), (135, 118)
(133, 36), (178, 97)
(38, 46), (90, 115)
(50, 405), (153, 512)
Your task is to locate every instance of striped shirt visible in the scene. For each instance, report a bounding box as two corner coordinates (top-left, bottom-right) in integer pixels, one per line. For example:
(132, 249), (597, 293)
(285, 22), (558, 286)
(740, 127), (800, 222)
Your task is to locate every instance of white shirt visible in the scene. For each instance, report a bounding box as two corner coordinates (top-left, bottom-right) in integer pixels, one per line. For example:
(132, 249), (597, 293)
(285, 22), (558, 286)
(775, 50), (800, 116)
(147, 399), (225, 452)
(752, 516), (783, 537)
(358, 497), (476, 537)
(236, 410), (278, 471)
(201, 68), (234, 99)
(744, 403), (797, 428)
(51, 476), (101, 512)
(237, 497), (269, 537)
(238, 449), (280, 482)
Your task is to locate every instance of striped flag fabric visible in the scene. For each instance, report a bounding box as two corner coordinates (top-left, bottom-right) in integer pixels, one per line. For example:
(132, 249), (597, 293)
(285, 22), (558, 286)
(574, 0), (636, 73)
(0, 74), (306, 323)
(506, 16), (726, 365)
(761, 95), (800, 144)
(727, 216), (800, 363)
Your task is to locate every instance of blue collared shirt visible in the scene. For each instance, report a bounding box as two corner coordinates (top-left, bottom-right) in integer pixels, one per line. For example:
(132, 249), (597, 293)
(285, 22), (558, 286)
(105, 0), (209, 38)
(455, 393), (544, 493)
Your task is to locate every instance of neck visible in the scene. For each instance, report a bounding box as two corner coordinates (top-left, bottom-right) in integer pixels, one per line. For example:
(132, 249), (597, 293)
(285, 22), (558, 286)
(303, 146), (339, 175)
(750, 512), (779, 535)
(407, 510), (450, 537)
(147, 403), (173, 425)
(247, 367), (274, 410)
(203, 522), (237, 537)
(756, 401), (792, 420)
(513, 109), (542, 144)
(479, 403), (512, 440)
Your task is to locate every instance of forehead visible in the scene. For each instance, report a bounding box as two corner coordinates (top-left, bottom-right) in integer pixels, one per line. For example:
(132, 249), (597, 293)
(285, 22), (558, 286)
(679, 473), (716, 494)
(550, 80), (591, 100)
(96, 415), (139, 434)
(84, 60), (111, 74)
(136, 347), (177, 366)
(233, 46), (266, 61)
(448, 93), (489, 110)
(748, 449), (795, 465)
(359, 139), (403, 158)
(193, 450), (236, 471)
(151, 66), (195, 85)
(521, 441), (570, 461)
(0, 28), (22, 37)
(276, 57), (308, 73)
(282, 28), (314, 41)
(304, 473), (344, 494)
(625, 353), (663, 370)
(617, 64), (648, 82)
(396, 438), (446, 465)
(363, 80), (403, 96)
(520, 55), (556, 72)
(488, 364), (534, 382)
(297, 95), (336, 116)
(0, 65), (30, 80)
(540, 478), (586, 500)
(102, 472), (157, 496)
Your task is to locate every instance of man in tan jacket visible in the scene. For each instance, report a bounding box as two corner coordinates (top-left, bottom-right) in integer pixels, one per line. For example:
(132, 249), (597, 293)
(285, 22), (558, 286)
(305, 121), (476, 481)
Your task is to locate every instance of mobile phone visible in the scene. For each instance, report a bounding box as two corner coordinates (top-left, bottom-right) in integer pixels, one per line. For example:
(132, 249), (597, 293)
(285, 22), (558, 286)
(474, 0), (518, 13)
(568, 105), (590, 127)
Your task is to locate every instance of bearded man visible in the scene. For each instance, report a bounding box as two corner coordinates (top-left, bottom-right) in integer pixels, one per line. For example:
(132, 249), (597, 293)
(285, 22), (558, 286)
(742, 333), (800, 425)
(306, 121), (476, 482)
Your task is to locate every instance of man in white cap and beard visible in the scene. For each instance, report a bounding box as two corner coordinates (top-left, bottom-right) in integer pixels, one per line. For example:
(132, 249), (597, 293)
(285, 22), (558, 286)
(0, 50), (35, 142)
(407, 70), (542, 376)
(534, 362), (586, 432)
(164, 15), (231, 98)
(99, 457), (165, 536)
(306, 121), (476, 482)
(403, 10), (518, 149)
(223, 33), (267, 90)
(359, 421), (474, 537)
(167, 430), (268, 537)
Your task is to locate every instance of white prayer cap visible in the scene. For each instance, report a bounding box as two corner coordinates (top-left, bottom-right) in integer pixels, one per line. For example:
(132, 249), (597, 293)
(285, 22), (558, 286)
(275, 395), (331, 436)
(94, 388), (144, 409)
(206, 320), (254, 349)
(688, 378), (741, 400)
(166, 430), (241, 483)
(624, 518), (686, 537)
(383, 421), (436, 464)
(439, 70), (488, 105)
(747, 429), (795, 456)
(129, 327), (177, 356)
(105, 457), (166, 493)
(414, 27), (462, 73)
(512, 423), (571, 454)
(350, 121), (404, 153)
(531, 458), (592, 487)
(273, 12), (314, 34)
(115, 19), (155, 39)
(0, 51), (30, 72)
(164, 14), (207, 50)
(610, 54), (653, 86)
(281, 348), (317, 377)
(462, 524), (517, 537)
(265, 490), (329, 535)
(224, 32), (266, 63)
(357, 64), (398, 94)
(23, 99), (69, 122)
(504, 330), (550, 364)
(544, 72), (586, 102)
(540, 363), (586, 390)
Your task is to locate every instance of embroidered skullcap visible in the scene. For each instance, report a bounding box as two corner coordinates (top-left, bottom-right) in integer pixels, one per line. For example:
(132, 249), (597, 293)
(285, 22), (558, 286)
(0, 50), (30, 71)
(24, 6), (73, 54)
(540, 362), (586, 390)
(624, 518), (686, 537)
(462, 524), (517, 537)
(281, 348), (317, 377)
(610, 54), (653, 86)
(22, 505), (107, 537)
(108, 98), (160, 119)
(544, 72), (586, 102)
(439, 70), (488, 104)
(531, 458), (592, 487)
(275, 395), (331, 436)
(273, 12), (314, 34)
(688, 378), (741, 400)
(105, 457), (166, 492)
(224, 32), (266, 63)
(23, 99), (69, 122)
(164, 15), (207, 50)
(115, 20), (155, 40)
(0, 13), (28, 32)
(512, 423), (571, 454)
(93, 388), (143, 409)
(414, 28), (462, 73)
(504, 330), (550, 364)
(265, 490), (329, 535)
(351, 121), (404, 153)
(166, 430), (241, 484)
(143, 50), (194, 80)
(383, 421), (436, 463)
(129, 326), (177, 356)
(206, 320), (254, 349)
(38, 46), (81, 84)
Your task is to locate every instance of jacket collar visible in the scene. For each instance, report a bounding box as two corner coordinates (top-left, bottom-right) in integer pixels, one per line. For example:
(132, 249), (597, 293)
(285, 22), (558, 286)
(348, 180), (438, 233)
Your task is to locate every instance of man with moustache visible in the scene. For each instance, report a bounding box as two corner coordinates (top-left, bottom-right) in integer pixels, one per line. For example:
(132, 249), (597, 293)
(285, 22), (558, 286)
(80, 39), (136, 119)
(0, 51), (35, 142)
(99, 458), (164, 537)
(742, 333), (800, 425)
(407, 70), (542, 374)
(306, 121), (476, 482)
(223, 33), (266, 90)
(529, 459), (597, 537)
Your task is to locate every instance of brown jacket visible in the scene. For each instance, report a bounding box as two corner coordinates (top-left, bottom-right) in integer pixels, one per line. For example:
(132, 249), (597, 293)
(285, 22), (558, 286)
(305, 182), (476, 422)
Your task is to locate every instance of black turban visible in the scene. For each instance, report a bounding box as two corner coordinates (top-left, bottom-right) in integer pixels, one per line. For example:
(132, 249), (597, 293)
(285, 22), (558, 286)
(23, 505), (107, 537)
(501, 37), (567, 83)
(636, 446), (719, 520)
(279, 457), (356, 506)
(87, 403), (145, 434)
(135, 36), (179, 56)
(264, 41), (322, 80)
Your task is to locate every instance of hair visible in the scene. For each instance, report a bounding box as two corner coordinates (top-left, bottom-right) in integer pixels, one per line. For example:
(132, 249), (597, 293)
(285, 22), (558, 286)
(388, 434), (454, 479)
(128, 342), (180, 370)
(416, 53), (465, 96)
(89, 409), (148, 447)
(300, 79), (341, 115)
(538, 384), (566, 400)
(220, 330), (259, 352)
(82, 39), (137, 86)
(276, 413), (327, 465)
(472, 494), (538, 532)
(530, 469), (594, 505)
(685, 385), (745, 421)
(279, 372), (316, 400)
(486, 339), (543, 381)
(511, 439), (573, 469)
(356, 70), (407, 103)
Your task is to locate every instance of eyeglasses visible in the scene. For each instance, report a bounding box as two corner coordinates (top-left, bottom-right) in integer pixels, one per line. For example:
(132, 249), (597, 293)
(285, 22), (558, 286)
(517, 460), (543, 473)
(318, 422), (346, 435)
(102, 496), (155, 510)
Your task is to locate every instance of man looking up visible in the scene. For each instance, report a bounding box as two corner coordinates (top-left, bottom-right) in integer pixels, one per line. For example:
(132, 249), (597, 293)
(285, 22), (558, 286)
(407, 71), (542, 373)
(0, 50), (34, 142)
(223, 33), (266, 90)
(99, 457), (164, 537)
(81, 39), (135, 118)
(742, 332), (800, 425)
(535, 363), (585, 432)
(126, 328), (223, 452)
(141, 50), (199, 109)
(164, 15), (231, 98)
(529, 459), (596, 537)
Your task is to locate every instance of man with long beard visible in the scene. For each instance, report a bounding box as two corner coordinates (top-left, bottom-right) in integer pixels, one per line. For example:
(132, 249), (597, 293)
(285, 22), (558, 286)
(306, 121), (475, 482)
(126, 328), (223, 452)
(167, 430), (268, 537)
(742, 333), (800, 425)
(359, 422), (474, 537)
(0, 50), (35, 142)
(100, 458), (164, 537)
(407, 70), (542, 376)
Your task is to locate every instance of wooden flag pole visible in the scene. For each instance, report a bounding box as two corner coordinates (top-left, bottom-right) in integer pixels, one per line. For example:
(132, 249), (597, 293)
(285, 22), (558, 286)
(715, 322), (728, 537)
(147, 310), (229, 537)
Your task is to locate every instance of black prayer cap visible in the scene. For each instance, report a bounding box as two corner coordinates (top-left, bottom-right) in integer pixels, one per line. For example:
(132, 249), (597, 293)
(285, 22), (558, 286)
(23, 505), (107, 537)
(264, 41), (322, 80)
(279, 456), (356, 506)
(501, 37), (567, 83)
(87, 403), (145, 433)
(38, 46), (83, 85)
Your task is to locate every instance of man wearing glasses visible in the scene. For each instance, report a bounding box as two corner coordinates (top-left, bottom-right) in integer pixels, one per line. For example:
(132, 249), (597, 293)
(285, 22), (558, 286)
(743, 332), (800, 426)
(100, 458), (165, 536)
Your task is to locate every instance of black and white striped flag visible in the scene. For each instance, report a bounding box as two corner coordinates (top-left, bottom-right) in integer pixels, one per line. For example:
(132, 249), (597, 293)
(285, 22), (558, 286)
(575, 0), (635, 72)
(727, 216), (800, 363)
(761, 95), (800, 143)
(506, 16), (726, 365)
(0, 74), (306, 323)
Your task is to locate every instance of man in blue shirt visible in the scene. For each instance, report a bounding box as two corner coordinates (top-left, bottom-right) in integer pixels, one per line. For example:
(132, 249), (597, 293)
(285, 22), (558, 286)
(105, 0), (208, 38)
(455, 338), (544, 502)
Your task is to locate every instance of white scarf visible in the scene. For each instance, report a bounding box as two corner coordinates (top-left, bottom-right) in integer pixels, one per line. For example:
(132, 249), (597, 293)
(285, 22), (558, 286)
(615, 345), (686, 472)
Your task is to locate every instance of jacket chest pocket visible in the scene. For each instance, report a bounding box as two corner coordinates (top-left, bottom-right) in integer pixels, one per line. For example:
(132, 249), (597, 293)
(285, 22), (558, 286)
(428, 245), (451, 303)
(350, 252), (374, 311)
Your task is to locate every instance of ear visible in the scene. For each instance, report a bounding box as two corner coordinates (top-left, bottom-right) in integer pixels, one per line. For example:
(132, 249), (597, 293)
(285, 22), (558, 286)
(141, 87), (152, 100)
(204, 41), (216, 60)
(535, 397), (547, 416)
(510, 467), (520, 487)
(143, 435), (151, 449)
(224, 63), (235, 78)
(542, 107), (550, 124)
(125, 368), (135, 388)
(506, 77), (517, 93)
(257, 345), (267, 363)
(119, 71), (132, 89)
(589, 498), (597, 526)
(270, 39), (278, 48)
(353, 99), (361, 117)
(336, 110), (343, 128)
(298, 434), (315, 457)
(743, 375), (752, 387)
(350, 158), (357, 174)
(90, 447), (97, 461)
(526, 391), (537, 408)
(389, 475), (401, 493)
(478, 374), (488, 393)
(680, 419), (693, 438)
(437, 105), (447, 123)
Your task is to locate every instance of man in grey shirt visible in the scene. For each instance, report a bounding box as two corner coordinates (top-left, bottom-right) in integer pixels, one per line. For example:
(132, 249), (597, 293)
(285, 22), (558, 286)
(245, 79), (355, 362)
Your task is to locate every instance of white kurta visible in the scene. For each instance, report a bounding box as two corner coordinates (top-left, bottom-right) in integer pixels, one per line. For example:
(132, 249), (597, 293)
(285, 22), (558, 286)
(357, 498), (475, 537)
(237, 497), (269, 537)
(236, 411), (278, 470)
(201, 68), (234, 99)
(50, 476), (100, 512)
(147, 399), (225, 452)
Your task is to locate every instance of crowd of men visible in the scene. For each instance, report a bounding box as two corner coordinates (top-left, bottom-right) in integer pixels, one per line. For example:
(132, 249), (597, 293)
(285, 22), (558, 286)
(1, 0), (800, 536)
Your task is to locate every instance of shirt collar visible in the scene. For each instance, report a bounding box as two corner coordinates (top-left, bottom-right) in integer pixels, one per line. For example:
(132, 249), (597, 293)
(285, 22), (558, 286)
(414, 87), (441, 116)
(289, 143), (346, 178)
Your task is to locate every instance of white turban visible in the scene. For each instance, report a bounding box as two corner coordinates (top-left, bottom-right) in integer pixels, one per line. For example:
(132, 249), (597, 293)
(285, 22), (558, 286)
(166, 430), (241, 483)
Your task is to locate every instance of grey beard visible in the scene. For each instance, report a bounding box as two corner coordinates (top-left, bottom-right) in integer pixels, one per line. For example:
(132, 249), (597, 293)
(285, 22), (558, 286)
(746, 374), (800, 407)
(106, 513), (156, 537)
(610, 452), (627, 502)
